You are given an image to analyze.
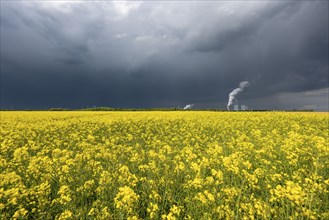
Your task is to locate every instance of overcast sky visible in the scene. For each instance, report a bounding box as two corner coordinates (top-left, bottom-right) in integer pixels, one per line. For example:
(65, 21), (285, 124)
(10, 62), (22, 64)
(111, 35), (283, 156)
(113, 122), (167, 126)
(1, 0), (328, 110)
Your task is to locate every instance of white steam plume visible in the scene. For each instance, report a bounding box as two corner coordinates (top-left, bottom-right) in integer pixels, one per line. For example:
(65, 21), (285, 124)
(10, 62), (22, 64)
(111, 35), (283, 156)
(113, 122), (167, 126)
(183, 104), (194, 110)
(227, 81), (249, 110)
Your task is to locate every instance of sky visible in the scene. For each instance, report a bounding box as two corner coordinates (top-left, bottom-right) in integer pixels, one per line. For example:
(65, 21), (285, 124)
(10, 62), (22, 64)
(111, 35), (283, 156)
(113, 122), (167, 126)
(1, 0), (328, 111)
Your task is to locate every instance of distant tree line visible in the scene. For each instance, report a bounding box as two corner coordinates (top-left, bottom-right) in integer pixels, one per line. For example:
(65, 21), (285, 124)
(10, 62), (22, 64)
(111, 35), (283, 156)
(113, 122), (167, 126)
(0, 107), (315, 112)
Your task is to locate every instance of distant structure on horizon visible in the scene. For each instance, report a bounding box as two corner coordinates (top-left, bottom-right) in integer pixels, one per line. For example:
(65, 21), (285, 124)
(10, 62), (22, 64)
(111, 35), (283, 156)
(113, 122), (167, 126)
(241, 105), (248, 111)
(231, 104), (248, 111)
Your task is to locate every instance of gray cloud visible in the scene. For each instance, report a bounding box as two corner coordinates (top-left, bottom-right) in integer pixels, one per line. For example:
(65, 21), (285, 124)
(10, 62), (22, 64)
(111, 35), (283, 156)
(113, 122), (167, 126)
(1, 1), (328, 110)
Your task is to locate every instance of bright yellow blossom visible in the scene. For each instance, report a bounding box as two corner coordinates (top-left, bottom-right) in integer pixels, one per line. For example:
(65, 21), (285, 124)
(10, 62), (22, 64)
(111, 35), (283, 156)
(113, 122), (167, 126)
(0, 111), (328, 219)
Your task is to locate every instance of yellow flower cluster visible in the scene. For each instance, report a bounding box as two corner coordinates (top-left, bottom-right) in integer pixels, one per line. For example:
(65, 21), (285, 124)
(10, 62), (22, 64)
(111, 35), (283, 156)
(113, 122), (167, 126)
(0, 111), (328, 219)
(114, 186), (140, 215)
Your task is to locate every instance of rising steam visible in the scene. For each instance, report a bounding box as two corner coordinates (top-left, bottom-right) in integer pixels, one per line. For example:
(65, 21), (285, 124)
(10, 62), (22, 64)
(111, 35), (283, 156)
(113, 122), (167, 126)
(227, 81), (249, 110)
(183, 104), (194, 110)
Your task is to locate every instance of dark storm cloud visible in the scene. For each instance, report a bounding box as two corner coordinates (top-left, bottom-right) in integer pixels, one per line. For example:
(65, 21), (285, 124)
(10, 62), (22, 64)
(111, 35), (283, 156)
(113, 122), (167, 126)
(1, 1), (328, 110)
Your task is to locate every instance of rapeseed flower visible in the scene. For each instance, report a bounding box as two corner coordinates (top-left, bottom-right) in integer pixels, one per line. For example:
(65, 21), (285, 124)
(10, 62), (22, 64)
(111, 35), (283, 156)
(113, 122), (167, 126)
(0, 111), (328, 219)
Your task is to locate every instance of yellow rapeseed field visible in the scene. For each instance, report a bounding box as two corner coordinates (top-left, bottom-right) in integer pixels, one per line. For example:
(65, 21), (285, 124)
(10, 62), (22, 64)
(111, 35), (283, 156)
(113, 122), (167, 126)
(1, 111), (328, 219)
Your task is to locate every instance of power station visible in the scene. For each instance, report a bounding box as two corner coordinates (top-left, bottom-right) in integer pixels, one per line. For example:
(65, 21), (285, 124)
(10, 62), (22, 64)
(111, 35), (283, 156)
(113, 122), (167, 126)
(232, 104), (248, 111)
(227, 81), (249, 111)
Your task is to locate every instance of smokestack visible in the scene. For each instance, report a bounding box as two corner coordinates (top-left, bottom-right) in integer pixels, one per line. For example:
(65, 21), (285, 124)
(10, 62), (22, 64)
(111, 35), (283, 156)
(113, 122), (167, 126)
(183, 104), (194, 110)
(227, 81), (249, 110)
